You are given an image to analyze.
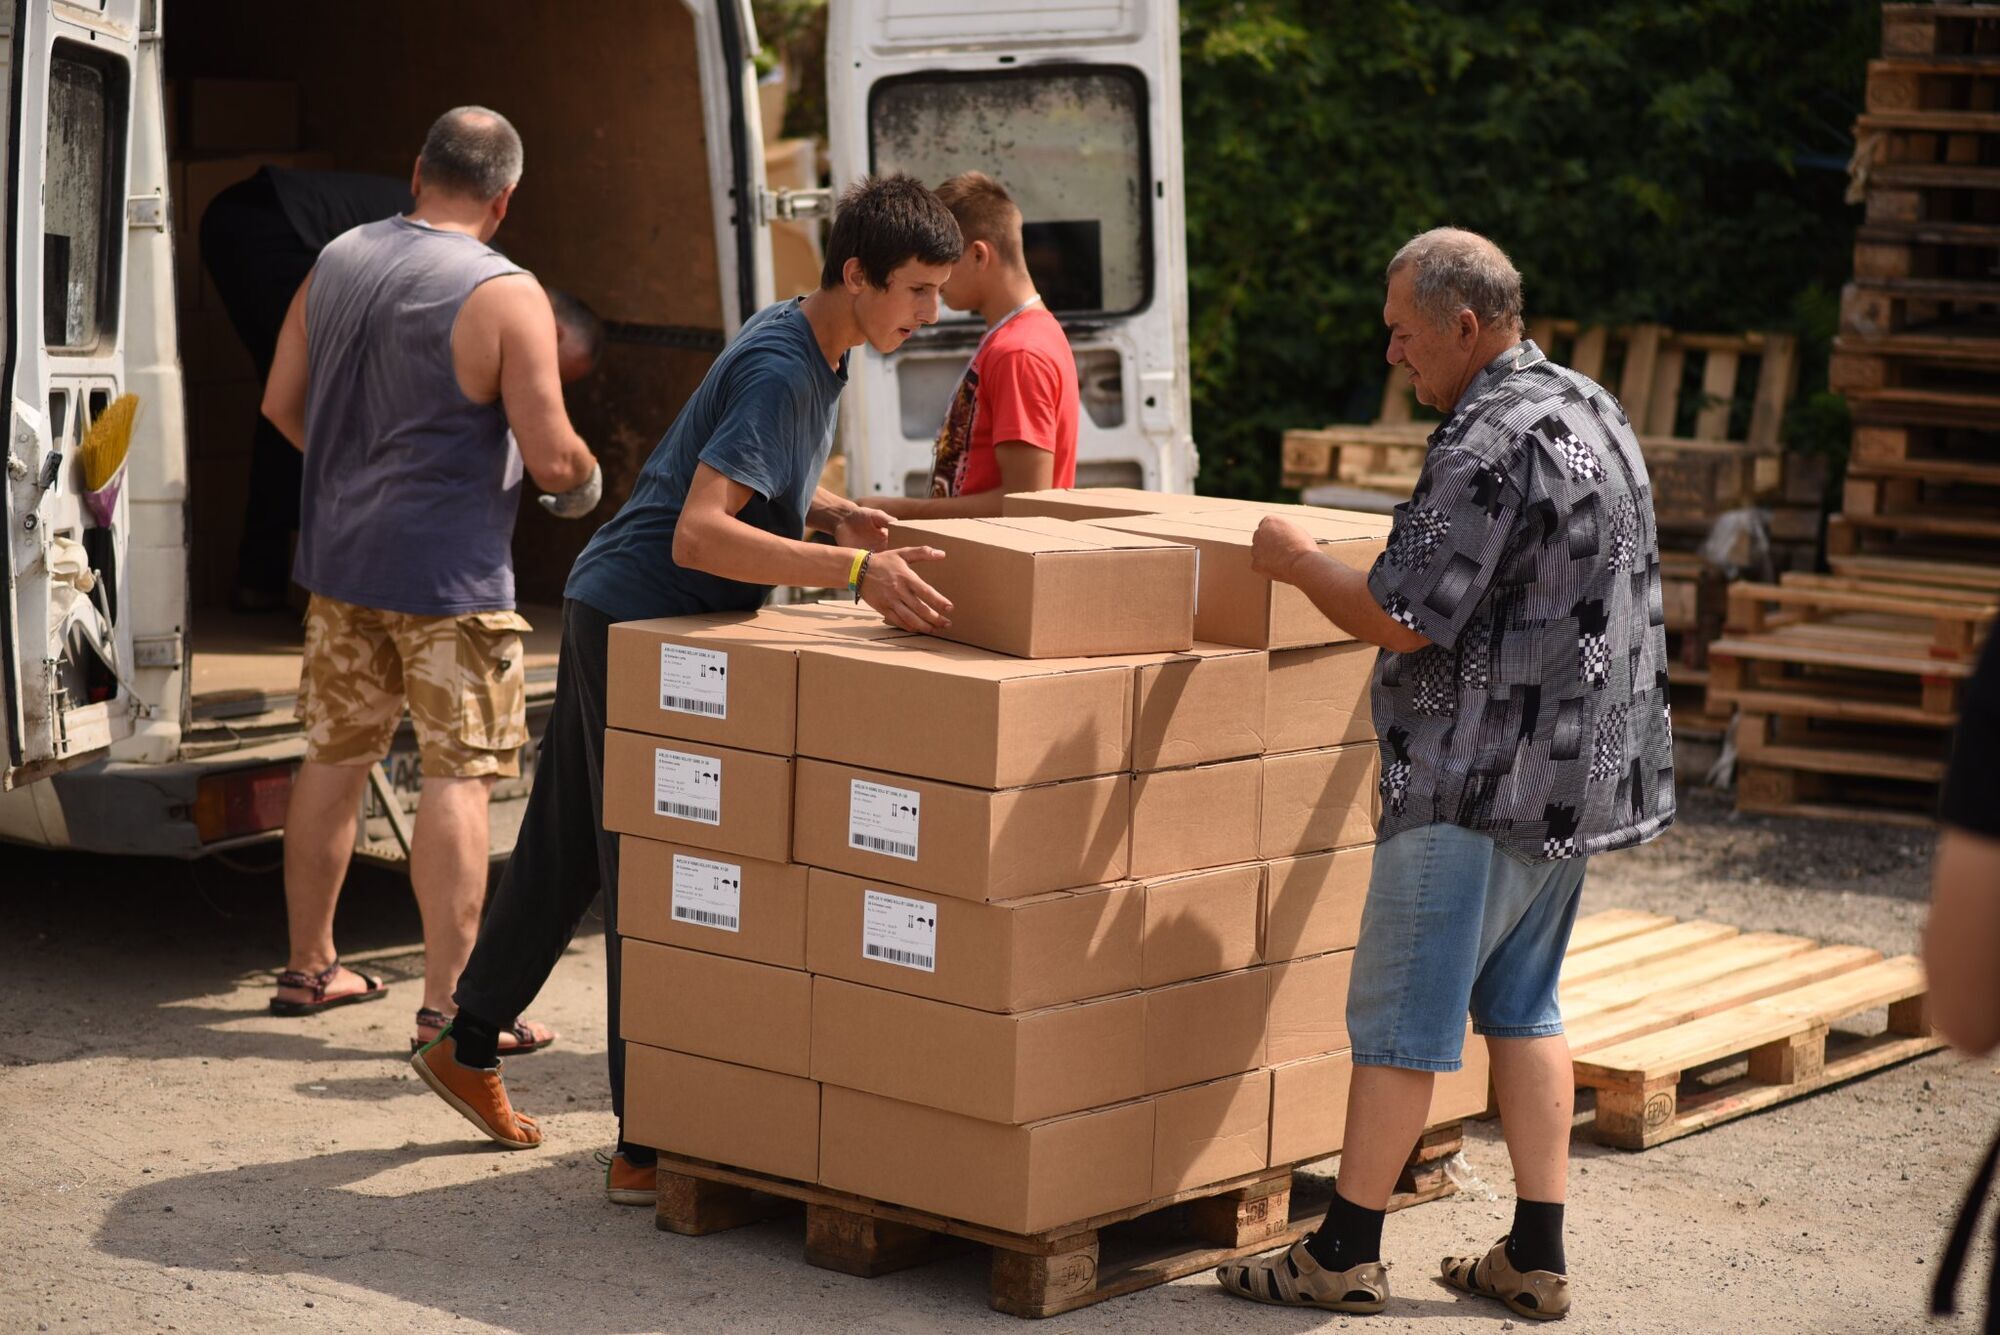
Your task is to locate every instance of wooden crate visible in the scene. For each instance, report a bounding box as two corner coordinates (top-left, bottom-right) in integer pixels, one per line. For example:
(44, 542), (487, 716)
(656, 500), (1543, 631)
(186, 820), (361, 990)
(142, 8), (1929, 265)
(1881, 4), (2000, 62)
(651, 1126), (1462, 1319)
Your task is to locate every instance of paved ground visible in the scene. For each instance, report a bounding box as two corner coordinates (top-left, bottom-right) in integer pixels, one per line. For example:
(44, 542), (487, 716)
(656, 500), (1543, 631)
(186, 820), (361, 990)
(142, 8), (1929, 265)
(3, 787), (1992, 1333)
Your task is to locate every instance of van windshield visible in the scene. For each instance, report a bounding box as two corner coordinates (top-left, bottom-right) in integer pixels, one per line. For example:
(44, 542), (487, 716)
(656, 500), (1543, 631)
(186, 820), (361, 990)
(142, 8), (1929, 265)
(45, 45), (126, 352)
(869, 66), (1151, 320)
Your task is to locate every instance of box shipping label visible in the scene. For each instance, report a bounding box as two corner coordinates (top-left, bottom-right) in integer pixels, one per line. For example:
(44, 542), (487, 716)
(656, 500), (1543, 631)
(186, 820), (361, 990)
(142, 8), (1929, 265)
(653, 747), (722, 825)
(862, 888), (937, 972)
(849, 779), (921, 861)
(670, 853), (741, 932)
(658, 643), (729, 718)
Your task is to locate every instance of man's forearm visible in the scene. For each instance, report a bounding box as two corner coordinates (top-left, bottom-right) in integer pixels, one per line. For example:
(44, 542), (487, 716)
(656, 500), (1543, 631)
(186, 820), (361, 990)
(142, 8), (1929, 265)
(806, 486), (857, 535)
(679, 508), (861, 589)
(1288, 551), (1430, 653)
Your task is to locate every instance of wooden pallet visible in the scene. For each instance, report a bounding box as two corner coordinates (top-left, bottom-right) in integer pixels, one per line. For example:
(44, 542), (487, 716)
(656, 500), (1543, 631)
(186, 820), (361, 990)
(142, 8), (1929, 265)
(1841, 472), (2000, 546)
(1826, 551), (2000, 594)
(1842, 275), (2000, 337)
(1828, 509), (2000, 560)
(1723, 570), (1995, 661)
(1733, 760), (1943, 826)
(1866, 57), (2000, 114)
(1850, 421), (2000, 484)
(1707, 622), (1976, 722)
(652, 1126), (1462, 1318)
(1881, 5), (2000, 63)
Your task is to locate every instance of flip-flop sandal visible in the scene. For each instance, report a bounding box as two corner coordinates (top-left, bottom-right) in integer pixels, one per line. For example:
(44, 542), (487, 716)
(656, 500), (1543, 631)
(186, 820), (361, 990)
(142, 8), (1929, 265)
(1215, 1238), (1390, 1313)
(408, 1007), (556, 1056)
(1441, 1238), (1571, 1321)
(269, 961), (389, 1016)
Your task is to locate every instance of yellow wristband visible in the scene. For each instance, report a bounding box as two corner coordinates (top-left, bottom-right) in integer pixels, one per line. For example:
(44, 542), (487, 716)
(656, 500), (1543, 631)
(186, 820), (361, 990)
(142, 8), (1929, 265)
(846, 549), (867, 589)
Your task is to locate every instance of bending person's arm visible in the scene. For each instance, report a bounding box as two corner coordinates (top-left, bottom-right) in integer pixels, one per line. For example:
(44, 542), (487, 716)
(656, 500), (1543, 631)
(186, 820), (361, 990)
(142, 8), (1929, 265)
(873, 442), (1056, 520)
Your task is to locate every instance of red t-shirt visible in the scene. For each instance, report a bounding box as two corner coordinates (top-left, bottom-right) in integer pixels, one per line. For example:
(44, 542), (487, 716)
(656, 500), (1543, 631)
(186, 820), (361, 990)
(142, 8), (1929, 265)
(929, 305), (1079, 498)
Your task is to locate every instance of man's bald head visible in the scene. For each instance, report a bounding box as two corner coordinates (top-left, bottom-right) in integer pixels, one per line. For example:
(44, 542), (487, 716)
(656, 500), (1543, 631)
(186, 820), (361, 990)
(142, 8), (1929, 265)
(1385, 227), (1523, 335)
(418, 106), (523, 202)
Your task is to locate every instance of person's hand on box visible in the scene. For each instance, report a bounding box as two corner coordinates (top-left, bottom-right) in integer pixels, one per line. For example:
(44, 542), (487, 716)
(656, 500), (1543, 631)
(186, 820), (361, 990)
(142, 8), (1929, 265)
(834, 504), (895, 554)
(1250, 515), (1320, 586)
(861, 547), (953, 633)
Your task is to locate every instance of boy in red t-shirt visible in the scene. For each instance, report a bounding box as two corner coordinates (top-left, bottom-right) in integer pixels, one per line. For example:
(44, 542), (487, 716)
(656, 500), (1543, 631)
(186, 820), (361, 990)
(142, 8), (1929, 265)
(872, 172), (1079, 518)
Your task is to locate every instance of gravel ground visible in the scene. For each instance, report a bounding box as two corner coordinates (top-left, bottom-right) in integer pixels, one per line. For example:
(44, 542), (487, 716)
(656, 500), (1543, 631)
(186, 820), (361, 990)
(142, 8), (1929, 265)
(3, 786), (1992, 1334)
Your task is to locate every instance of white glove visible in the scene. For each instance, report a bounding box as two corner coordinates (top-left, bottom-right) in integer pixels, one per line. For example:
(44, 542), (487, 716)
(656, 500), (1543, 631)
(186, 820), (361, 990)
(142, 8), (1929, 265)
(538, 462), (602, 519)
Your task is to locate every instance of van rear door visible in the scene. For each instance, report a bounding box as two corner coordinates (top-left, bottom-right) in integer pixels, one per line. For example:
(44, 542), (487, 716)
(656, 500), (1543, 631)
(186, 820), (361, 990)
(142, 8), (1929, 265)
(826, 0), (1195, 501)
(1, 0), (145, 789)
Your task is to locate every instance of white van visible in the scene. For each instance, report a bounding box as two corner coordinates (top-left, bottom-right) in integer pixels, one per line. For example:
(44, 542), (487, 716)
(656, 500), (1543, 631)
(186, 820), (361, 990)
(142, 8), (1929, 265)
(0, 0), (1194, 861)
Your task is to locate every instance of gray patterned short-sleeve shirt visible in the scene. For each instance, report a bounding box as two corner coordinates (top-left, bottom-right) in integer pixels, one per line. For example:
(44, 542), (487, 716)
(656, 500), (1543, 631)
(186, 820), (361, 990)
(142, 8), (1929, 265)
(1366, 340), (1675, 862)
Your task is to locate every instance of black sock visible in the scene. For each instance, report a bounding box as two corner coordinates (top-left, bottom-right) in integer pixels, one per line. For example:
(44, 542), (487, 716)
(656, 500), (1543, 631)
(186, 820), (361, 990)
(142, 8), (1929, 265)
(1506, 1198), (1566, 1274)
(616, 1139), (656, 1168)
(448, 1009), (501, 1070)
(1303, 1183), (1385, 1271)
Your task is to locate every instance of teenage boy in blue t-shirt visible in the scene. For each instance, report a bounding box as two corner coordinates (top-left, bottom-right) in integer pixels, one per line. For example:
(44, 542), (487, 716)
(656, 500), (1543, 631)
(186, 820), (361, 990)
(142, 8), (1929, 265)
(413, 176), (963, 1202)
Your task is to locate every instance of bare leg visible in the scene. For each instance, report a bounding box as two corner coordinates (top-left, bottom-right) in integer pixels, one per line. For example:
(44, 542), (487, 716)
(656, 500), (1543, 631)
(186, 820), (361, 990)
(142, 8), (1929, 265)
(278, 760), (373, 1001)
(1334, 1064), (1436, 1208)
(1488, 1033), (1574, 1203)
(408, 774), (497, 1016)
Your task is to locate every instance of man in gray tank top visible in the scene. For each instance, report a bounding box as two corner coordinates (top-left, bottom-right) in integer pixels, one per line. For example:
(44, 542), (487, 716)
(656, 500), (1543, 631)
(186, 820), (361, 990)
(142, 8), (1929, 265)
(257, 107), (602, 1056)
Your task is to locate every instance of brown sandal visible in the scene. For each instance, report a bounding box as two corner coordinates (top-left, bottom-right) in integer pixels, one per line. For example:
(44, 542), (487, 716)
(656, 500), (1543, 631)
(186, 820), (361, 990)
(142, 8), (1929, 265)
(1215, 1238), (1389, 1313)
(1441, 1238), (1571, 1320)
(269, 961), (388, 1016)
(409, 1007), (556, 1055)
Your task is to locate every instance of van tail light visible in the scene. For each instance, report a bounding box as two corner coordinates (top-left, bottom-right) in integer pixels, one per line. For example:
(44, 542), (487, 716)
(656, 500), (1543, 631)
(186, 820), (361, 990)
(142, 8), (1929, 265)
(193, 763), (295, 843)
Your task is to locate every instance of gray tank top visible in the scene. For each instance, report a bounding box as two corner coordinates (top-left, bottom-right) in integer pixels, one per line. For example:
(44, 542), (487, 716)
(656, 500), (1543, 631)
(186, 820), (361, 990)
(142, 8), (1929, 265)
(293, 216), (526, 615)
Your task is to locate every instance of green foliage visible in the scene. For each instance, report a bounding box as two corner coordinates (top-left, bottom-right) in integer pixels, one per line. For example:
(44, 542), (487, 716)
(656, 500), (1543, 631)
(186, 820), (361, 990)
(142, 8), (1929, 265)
(1179, 1), (1878, 498)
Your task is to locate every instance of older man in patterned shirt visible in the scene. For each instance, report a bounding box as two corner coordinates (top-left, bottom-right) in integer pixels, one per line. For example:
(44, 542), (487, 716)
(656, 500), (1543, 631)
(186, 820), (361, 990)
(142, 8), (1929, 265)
(1216, 228), (1673, 1321)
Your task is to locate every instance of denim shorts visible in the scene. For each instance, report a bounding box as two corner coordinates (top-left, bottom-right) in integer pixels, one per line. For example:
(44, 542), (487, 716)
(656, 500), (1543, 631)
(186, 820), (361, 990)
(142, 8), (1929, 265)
(1346, 821), (1589, 1072)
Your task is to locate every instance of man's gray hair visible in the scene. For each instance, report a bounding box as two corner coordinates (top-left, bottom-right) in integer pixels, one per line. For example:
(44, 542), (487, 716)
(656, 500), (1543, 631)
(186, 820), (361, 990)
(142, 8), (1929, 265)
(1385, 227), (1524, 333)
(418, 106), (523, 201)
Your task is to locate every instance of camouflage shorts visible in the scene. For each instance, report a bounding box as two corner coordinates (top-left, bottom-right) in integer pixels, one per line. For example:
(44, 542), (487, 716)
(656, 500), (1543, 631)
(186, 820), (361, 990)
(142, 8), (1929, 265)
(296, 595), (531, 778)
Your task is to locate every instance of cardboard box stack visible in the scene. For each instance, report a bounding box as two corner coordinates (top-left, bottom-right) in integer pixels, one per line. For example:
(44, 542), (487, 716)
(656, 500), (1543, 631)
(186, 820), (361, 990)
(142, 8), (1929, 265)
(608, 505), (1490, 1237)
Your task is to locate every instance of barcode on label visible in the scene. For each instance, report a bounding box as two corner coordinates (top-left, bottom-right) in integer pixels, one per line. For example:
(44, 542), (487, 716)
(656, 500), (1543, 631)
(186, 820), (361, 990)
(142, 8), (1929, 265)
(660, 800), (720, 822)
(673, 906), (740, 930)
(851, 833), (918, 858)
(864, 943), (935, 970)
(661, 695), (725, 717)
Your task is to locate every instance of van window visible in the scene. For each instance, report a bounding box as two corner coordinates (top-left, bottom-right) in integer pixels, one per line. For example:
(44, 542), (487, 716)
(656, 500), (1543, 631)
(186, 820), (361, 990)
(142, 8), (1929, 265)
(45, 44), (127, 352)
(870, 66), (1151, 318)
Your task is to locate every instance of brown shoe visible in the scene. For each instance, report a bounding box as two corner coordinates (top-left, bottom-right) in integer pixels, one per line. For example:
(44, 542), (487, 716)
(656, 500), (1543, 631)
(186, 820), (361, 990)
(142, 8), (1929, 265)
(409, 1030), (542, 1150)
(601, 1151), (657, 1206)
(1441, 1238), (1570, 1320)
(1215, 1238), (1389, 1313)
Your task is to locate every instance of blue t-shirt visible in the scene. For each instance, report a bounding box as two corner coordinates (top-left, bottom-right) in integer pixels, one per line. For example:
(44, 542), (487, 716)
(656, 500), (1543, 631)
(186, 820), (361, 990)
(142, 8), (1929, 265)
(565, 299), (847, 621)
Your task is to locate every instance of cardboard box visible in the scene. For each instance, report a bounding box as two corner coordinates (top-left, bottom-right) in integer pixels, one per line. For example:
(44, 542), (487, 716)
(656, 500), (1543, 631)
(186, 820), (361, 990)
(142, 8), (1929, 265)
(818, 1085), (1154, 1234)
(1152, 1070), (1271, 1197)
(620, 940), (812, 1076)
(1268, 1051), (1353, 1165)
(883, 516), (1196, 657)
(625, 1043), (819, 1183)
(1267, 642), (1376, 753)
(1259, 744), (1379, 859)
(1435, 1033), (1492, 1122)
(806, 869), (1143, 1012)
(1262, 845), (1372, 963)
(601, 730), (792, 863)
(186, 79), (300, 152)
(795, 638), (1133, 788)
(1267, 1033), (1488, 1166)
(792, 759), (1129, 901)
(1142, 863), (1262, 988)
(811, 978), (1145, 1124)
(1083, 509), (1390, 650)
(618, 836), (807, 969)
(1266, 949), (1355, 1064)
(1002, 488), (1276, 523)
(605, 609), (902, 754)
(1128, 643), (1267, 770)
(1144, 968), (1268, 1093)
(1130, 758), (1262, 879)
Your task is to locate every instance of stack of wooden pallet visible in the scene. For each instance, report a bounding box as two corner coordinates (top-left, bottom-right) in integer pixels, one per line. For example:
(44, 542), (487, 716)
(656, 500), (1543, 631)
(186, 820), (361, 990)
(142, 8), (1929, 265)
(1283, 320), (1825, 738)
(1711, 3), (2000, 822)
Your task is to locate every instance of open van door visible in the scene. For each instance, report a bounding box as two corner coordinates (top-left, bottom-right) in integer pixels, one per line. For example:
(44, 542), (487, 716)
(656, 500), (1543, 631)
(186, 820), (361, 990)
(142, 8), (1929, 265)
(827, 0), (1195, 500)
(1, 0), (146, 789)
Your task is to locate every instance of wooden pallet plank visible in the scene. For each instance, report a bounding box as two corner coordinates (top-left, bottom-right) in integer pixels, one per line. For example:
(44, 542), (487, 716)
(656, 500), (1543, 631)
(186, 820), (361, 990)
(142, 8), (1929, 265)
(1559, 921), (1739, 985)
(1827, 554), (2000, 592)
(1562, 932), (1818, 1016)
(1708, 636), (1972, 677)
(1566, 908), (1678, 955)
(1576, 956), (1929, 1086)
(1565, 945), (1884, 1057)
(1695, 348), (1739, 441)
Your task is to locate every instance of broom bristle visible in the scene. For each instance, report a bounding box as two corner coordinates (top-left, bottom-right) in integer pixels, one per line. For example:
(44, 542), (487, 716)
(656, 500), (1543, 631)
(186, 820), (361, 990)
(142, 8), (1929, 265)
(79, 393), (139, 493)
